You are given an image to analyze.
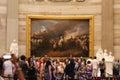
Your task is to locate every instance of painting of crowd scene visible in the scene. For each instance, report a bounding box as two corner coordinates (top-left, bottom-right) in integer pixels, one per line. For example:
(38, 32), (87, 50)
(30, 19), (89, 57)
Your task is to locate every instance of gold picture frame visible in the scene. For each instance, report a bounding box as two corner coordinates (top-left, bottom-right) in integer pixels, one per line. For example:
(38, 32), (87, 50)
(26, 15), (94, 58)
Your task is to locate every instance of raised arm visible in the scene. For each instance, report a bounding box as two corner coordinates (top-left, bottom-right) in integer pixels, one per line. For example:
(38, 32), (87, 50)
(11, 54), (25, 80)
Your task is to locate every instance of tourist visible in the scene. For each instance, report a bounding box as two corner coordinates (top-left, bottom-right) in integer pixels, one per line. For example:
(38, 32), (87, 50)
(3, 54), (14, 80)
(19, 55), (28, 79)
(44, 59), (52, 80)
(92, 56), (99, 78)
(113, 59), (120, 77)
(99, 58), (106, 77)
(64, 59), (75, 80)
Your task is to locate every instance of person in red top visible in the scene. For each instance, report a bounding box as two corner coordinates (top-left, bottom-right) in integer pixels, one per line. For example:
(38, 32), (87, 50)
(38, 57), (44, 80)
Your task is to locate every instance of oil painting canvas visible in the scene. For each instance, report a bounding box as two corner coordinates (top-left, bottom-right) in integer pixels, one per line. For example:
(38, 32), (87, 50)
(26, 15), (94, 57)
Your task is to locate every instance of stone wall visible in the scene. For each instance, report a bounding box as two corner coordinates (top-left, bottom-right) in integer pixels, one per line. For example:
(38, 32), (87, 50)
(114, 0), (120, 59)
(0, 0), (7, 55)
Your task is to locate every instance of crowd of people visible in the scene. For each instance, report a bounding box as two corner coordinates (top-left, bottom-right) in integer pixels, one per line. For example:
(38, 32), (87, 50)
(0, 54), (120, 80)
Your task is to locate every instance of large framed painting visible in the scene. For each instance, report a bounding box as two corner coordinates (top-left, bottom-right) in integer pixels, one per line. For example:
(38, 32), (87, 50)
(26, 15), (94, 58)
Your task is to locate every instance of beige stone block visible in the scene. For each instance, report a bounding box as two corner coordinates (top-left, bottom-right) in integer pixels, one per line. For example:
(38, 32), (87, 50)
(114, 29), (120, 33)
(19, 35), (26, 44)
(114, 19), (120, 24)
(94, 15), (102, 24)
(18, 45), (26, 56)
(114, 4), (120, 14)
(19, 4), (101, 14)
(114, 46), (120, 58)
(0, 6), (7, 14)
(60, 6), (101, 14)
(94, 25), (101, 31)
(0, 0), (7, 4)
(94, 45), (101, 49)
(114, 15), (120, 20)
(0, 18), (6, 27)
(90, 0), (101, 3)
(114, 4), (120, 9)
(114, 0), (120, 4)
(19, 14), (26, 19)
(114, 10), (120, 14)
(114, 25), (120, 29)
(94, 35), (101, 40)
(19, 20), (26, 26)
(0, 14), (7, 18)
(48, 0), (72, 2)
(0, 29), (6, 52)
(19, 27), (26, 43)
(19, 18), (26, 22)
(94, 20), (101, 29)
(94, 46), (101, 51)
(19, 4), (40, 12)
(19, 0), (29, 3)
(114, 38), (120, 45)
(0, 4), (7, 6)
(114, 34), (120, 38)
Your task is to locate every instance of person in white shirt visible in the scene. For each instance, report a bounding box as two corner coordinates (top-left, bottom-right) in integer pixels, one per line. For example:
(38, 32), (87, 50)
(3, 55), (14, 80)
(86, 57), (93, 65)
(92, 56), (99, 78)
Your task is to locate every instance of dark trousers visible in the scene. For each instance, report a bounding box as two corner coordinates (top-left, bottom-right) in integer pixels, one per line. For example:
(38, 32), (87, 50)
(100, 69), (105, 77)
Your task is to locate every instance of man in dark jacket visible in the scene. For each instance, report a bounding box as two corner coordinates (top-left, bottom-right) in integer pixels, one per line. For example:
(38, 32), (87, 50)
(19, 55), (28, 80)
(65, 59), (75, 80)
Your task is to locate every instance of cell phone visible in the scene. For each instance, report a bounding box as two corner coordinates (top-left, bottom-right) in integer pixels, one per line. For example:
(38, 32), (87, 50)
(3, 54), (11, 59)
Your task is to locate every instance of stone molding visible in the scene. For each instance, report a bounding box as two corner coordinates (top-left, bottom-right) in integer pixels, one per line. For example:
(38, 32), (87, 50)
(29, 0), (86, 2)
